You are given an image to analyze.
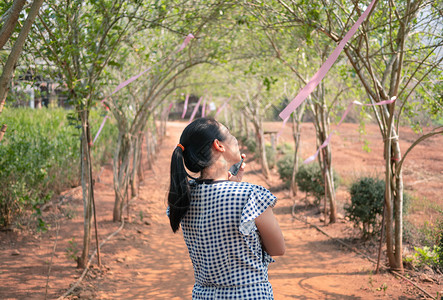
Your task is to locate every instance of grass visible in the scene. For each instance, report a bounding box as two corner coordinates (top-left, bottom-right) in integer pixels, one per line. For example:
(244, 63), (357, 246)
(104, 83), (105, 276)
(408, 195), (442, 215)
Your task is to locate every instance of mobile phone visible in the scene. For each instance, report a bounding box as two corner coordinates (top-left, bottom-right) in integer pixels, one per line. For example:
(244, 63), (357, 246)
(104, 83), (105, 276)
(229, 158), (244, 176)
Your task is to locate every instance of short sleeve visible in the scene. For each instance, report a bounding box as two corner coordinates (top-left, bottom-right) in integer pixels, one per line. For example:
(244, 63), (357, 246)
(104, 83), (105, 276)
(239, 185), (277, 236)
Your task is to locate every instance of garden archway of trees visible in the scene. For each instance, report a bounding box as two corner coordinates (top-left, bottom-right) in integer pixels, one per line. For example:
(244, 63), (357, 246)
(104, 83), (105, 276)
(1, 0), (441, 274)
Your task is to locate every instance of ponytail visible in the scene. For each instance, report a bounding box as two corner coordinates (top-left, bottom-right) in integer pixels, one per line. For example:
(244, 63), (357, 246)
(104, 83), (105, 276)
(167, 117), (227, 232)
(168, 147), (191, 233)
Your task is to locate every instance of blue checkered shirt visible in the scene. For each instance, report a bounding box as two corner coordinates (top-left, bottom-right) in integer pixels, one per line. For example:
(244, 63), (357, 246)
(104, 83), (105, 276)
(181, 180), (277, 299)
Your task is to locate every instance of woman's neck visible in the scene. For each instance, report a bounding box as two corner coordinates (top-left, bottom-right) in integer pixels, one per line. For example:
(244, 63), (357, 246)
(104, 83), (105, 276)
(200, 156), (228, 181)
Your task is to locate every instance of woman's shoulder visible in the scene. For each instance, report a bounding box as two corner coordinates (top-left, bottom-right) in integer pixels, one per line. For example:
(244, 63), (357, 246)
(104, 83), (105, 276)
(221, 181), (272, 194)
(189, 180), (271, 195)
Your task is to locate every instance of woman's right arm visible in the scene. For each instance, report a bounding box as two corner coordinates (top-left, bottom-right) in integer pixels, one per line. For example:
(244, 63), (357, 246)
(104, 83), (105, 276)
(255, 207), (285, 256)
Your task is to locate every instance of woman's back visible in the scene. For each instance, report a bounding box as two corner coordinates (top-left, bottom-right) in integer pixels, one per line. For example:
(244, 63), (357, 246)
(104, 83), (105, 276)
(168, 118), (284, 299)
(181, 180), (276, 298)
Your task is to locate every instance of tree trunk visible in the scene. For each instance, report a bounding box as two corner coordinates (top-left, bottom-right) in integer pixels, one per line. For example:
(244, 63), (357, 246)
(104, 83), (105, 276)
(113, 133), (132, 222)
(146, 123), (159, 170)
(309, 94), (337, 223)
(323, 145), (336, 223)
(252, 119), (270, 179)
(0, 124), (7, 142)
(0, 0), (43, 105)
(393, 138), (403, 271)
(290, 102), (306, 196)
(321, 111), (336, 224)
(86, 116), (100, 266)
(137, 133), (145, 183)
(79, 111), (93, 268)
(228, 108), (236, 132)
(130, 134), (142, 197)
(160, 106), (169, 139)
(0, 0), (27, 50)
(384, 111), (404, 272)
(232, 113), (238, 134)
(242, 113), (249, 139)
(237, 113), (244, 137)
(145, 130), (153, 170)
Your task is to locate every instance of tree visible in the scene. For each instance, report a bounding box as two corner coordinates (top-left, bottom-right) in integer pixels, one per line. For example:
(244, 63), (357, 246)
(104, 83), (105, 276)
(238, 81), (273, 178)
(29, 0), (145, 268)
(105, 0), (240, 221)
(199, 8), (289, 178)
(246, 5), (353, 221)
(0, 0), (44, 142)
(270, 0), (443, 271)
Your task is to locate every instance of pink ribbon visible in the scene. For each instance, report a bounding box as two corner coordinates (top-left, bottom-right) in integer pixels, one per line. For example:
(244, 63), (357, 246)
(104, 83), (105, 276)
(181, 94), (189, 118)
(214, 97), (232, 118)
(276, 116), (290, 139)
(162, 101), (174, 119)
(103, 34), (194, 101)
(94, 34), (194, 145)
(177, 34), (195, 52)
(189, 96), (203, 123)
(109, 68), (151, 97)
(279, 0), (377, 120)
(92, 115), (109, 146)
(201, 98), (207, 117)
(303, 97), (396, 164)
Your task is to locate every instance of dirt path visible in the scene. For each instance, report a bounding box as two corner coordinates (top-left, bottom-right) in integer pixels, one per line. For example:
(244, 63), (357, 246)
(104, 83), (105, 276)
(84, 122), (431, 299)
(1, 121), (440, 299)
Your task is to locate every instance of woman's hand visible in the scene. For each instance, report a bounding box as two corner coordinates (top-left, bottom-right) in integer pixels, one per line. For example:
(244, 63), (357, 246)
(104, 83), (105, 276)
(228, 154), (246, 182)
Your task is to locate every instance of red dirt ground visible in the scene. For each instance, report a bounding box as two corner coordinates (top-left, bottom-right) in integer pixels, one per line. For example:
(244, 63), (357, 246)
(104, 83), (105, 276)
(0, 121), (441, 299)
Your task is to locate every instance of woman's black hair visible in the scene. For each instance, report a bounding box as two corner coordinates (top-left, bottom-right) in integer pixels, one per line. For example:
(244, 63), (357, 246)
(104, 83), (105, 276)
(168, 117), (227, 232)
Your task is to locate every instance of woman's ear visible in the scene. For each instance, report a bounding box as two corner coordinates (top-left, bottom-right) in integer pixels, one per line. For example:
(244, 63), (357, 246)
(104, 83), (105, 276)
(212, 139), (225, 153)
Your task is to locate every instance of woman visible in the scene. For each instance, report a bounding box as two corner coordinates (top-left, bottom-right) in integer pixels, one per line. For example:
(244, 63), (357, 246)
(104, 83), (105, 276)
(168, 117), (285, 299)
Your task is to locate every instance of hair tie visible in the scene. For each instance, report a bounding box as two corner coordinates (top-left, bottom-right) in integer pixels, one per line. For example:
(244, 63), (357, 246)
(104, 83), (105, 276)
(177, 143), (185, 151)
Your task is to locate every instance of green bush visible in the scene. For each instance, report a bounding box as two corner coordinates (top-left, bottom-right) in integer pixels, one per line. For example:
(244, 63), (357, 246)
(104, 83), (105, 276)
(0, 108), (117, 228)
(404, 218), (443, 271)
(276, 153), (294, 187)
(414, 246), (440, 268)
(419, 219), (443, 269)
(238, 134), (257, 154)
(345, 177), (412, 239)
(345, 177), (384, 238)
(276, 142), (293, 154)
(244, 137), (257, 153)
(265, 144), (276, 169)
(295, 163), (339, 204)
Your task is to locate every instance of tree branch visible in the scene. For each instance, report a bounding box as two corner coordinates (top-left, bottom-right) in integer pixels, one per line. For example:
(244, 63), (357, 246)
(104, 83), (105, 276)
(0, 0), (27, 50)
(396, 127), (443, 174)
(0, 0), (45, 114)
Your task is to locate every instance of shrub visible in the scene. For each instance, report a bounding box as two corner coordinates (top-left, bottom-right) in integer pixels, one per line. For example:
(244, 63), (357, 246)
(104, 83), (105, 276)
(345, 177), (384, 238)
(404, 218), (443, 271)
(295, 163), (339, 204)
(276, 153), (294, 187)
(418, 219), (443, 270)
(345, 177), (412, 239)
(265, 143), (276, 169)
(276, 142), (293, 154)
(238, 135), (278, 169)
(0, 108), (117, 228)
(240, 136), (257, 153)
(414, 246), (440, 268)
